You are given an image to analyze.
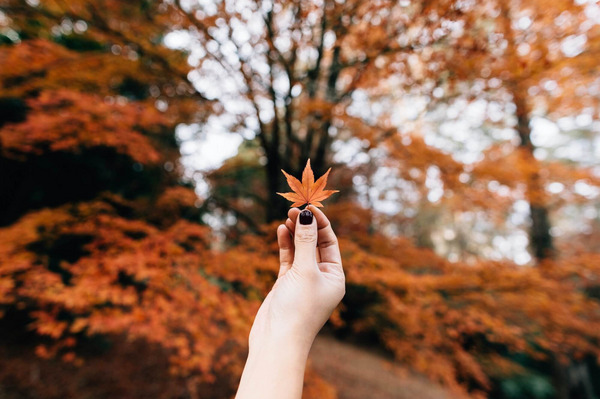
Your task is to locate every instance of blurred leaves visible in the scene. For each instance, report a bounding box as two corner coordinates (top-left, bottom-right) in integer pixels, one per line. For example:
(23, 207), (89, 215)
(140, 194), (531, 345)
(1, 0), (600, 398)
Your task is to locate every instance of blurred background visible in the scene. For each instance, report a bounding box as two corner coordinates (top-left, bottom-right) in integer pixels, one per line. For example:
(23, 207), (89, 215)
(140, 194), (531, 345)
(0, 0), (599, 398)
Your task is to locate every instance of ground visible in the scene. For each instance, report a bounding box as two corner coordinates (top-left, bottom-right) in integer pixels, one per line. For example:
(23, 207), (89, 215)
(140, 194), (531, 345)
(308, 334), (456, 399)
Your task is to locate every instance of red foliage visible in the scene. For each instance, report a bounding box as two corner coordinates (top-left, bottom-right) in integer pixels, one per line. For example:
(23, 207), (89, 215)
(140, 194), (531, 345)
(0, 200), (255, 377)
(1, 89), (165, 164)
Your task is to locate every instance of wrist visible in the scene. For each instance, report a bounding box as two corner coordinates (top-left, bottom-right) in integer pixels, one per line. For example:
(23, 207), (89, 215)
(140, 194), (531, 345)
(238, 333), (311, 399)
(249, 328), (314, 360)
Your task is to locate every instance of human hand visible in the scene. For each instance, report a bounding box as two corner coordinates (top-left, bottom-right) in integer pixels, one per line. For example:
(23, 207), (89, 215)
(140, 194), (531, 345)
(236, 205), (344, 399)
(248, 205), (345, 353)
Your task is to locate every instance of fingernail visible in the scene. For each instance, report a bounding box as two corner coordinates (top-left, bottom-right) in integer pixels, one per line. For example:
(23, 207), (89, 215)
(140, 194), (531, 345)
(299, 209), (313, 225)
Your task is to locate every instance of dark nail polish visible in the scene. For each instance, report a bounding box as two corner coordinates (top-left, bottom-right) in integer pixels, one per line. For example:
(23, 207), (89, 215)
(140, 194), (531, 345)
(299, 209), (313, 225)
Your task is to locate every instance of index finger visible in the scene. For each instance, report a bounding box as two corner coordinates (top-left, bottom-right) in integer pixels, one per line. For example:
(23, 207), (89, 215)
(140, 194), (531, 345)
(307, 205), (342, 266)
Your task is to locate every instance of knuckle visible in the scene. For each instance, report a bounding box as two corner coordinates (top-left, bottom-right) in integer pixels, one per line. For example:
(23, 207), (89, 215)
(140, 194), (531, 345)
(295, 230), (317, 243)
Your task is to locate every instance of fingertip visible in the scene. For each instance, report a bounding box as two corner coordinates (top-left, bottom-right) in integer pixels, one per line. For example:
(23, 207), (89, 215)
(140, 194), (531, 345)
(296, 208), (316, 228)
(288, 207), (301, 222)
(307, 205), (330, 229)
(306, 204), (321, 216)
(276, 223), (286, 240)
(285, 218), (295, 233)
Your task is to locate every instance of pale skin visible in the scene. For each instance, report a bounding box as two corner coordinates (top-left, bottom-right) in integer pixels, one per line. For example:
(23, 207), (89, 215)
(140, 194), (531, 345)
(235, 205), (346, 399)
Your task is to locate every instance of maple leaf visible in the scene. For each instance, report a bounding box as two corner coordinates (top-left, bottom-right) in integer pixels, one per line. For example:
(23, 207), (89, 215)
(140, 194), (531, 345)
(277, 159), (339, 208)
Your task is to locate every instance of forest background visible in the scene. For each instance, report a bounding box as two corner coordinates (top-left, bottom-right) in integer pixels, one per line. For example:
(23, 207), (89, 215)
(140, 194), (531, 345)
(1, 0), (599, 398)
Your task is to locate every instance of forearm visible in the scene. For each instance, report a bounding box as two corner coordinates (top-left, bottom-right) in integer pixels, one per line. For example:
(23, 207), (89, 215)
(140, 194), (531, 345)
(235, 335), (312, 399)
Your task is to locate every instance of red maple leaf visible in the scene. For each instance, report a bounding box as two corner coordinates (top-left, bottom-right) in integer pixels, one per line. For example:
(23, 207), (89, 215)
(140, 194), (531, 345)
(277, 159), (339, 207)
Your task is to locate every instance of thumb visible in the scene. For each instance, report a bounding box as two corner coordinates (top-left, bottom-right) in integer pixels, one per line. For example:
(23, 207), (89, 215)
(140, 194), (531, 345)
(293, 209), (318, 270)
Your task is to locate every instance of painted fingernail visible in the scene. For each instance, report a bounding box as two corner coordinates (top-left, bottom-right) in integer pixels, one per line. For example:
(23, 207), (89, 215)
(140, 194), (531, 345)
(299, 209), (313, 225)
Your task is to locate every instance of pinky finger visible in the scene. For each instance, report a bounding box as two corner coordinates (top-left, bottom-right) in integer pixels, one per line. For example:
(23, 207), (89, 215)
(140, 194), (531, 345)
(277, 224), (294, 278)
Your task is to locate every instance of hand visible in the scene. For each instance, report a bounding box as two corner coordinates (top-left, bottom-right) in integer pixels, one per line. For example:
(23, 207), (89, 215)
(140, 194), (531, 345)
(236, 205), (344, 399)
(248, 205), (345, 353)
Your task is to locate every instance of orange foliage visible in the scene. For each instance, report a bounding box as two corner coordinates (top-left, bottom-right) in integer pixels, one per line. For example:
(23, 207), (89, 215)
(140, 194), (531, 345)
(0, 89), (165, 163)
(0, 200), (255, 379)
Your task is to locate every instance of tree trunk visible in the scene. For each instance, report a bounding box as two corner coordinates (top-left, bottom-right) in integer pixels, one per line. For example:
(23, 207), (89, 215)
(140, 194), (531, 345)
(513, 91), (555, 261)
(552, 356), (570, 399)
(265, 151), (289, 222)
(514, 92), (598, 399)
(502, 1), (594, 395)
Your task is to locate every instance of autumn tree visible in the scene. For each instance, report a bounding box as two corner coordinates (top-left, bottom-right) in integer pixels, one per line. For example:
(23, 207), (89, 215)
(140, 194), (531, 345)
(0, 1), (336, 397)
(169, 0), (475, 222)
(383, 4), (600, 393)
(400, 0), (600, 262)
